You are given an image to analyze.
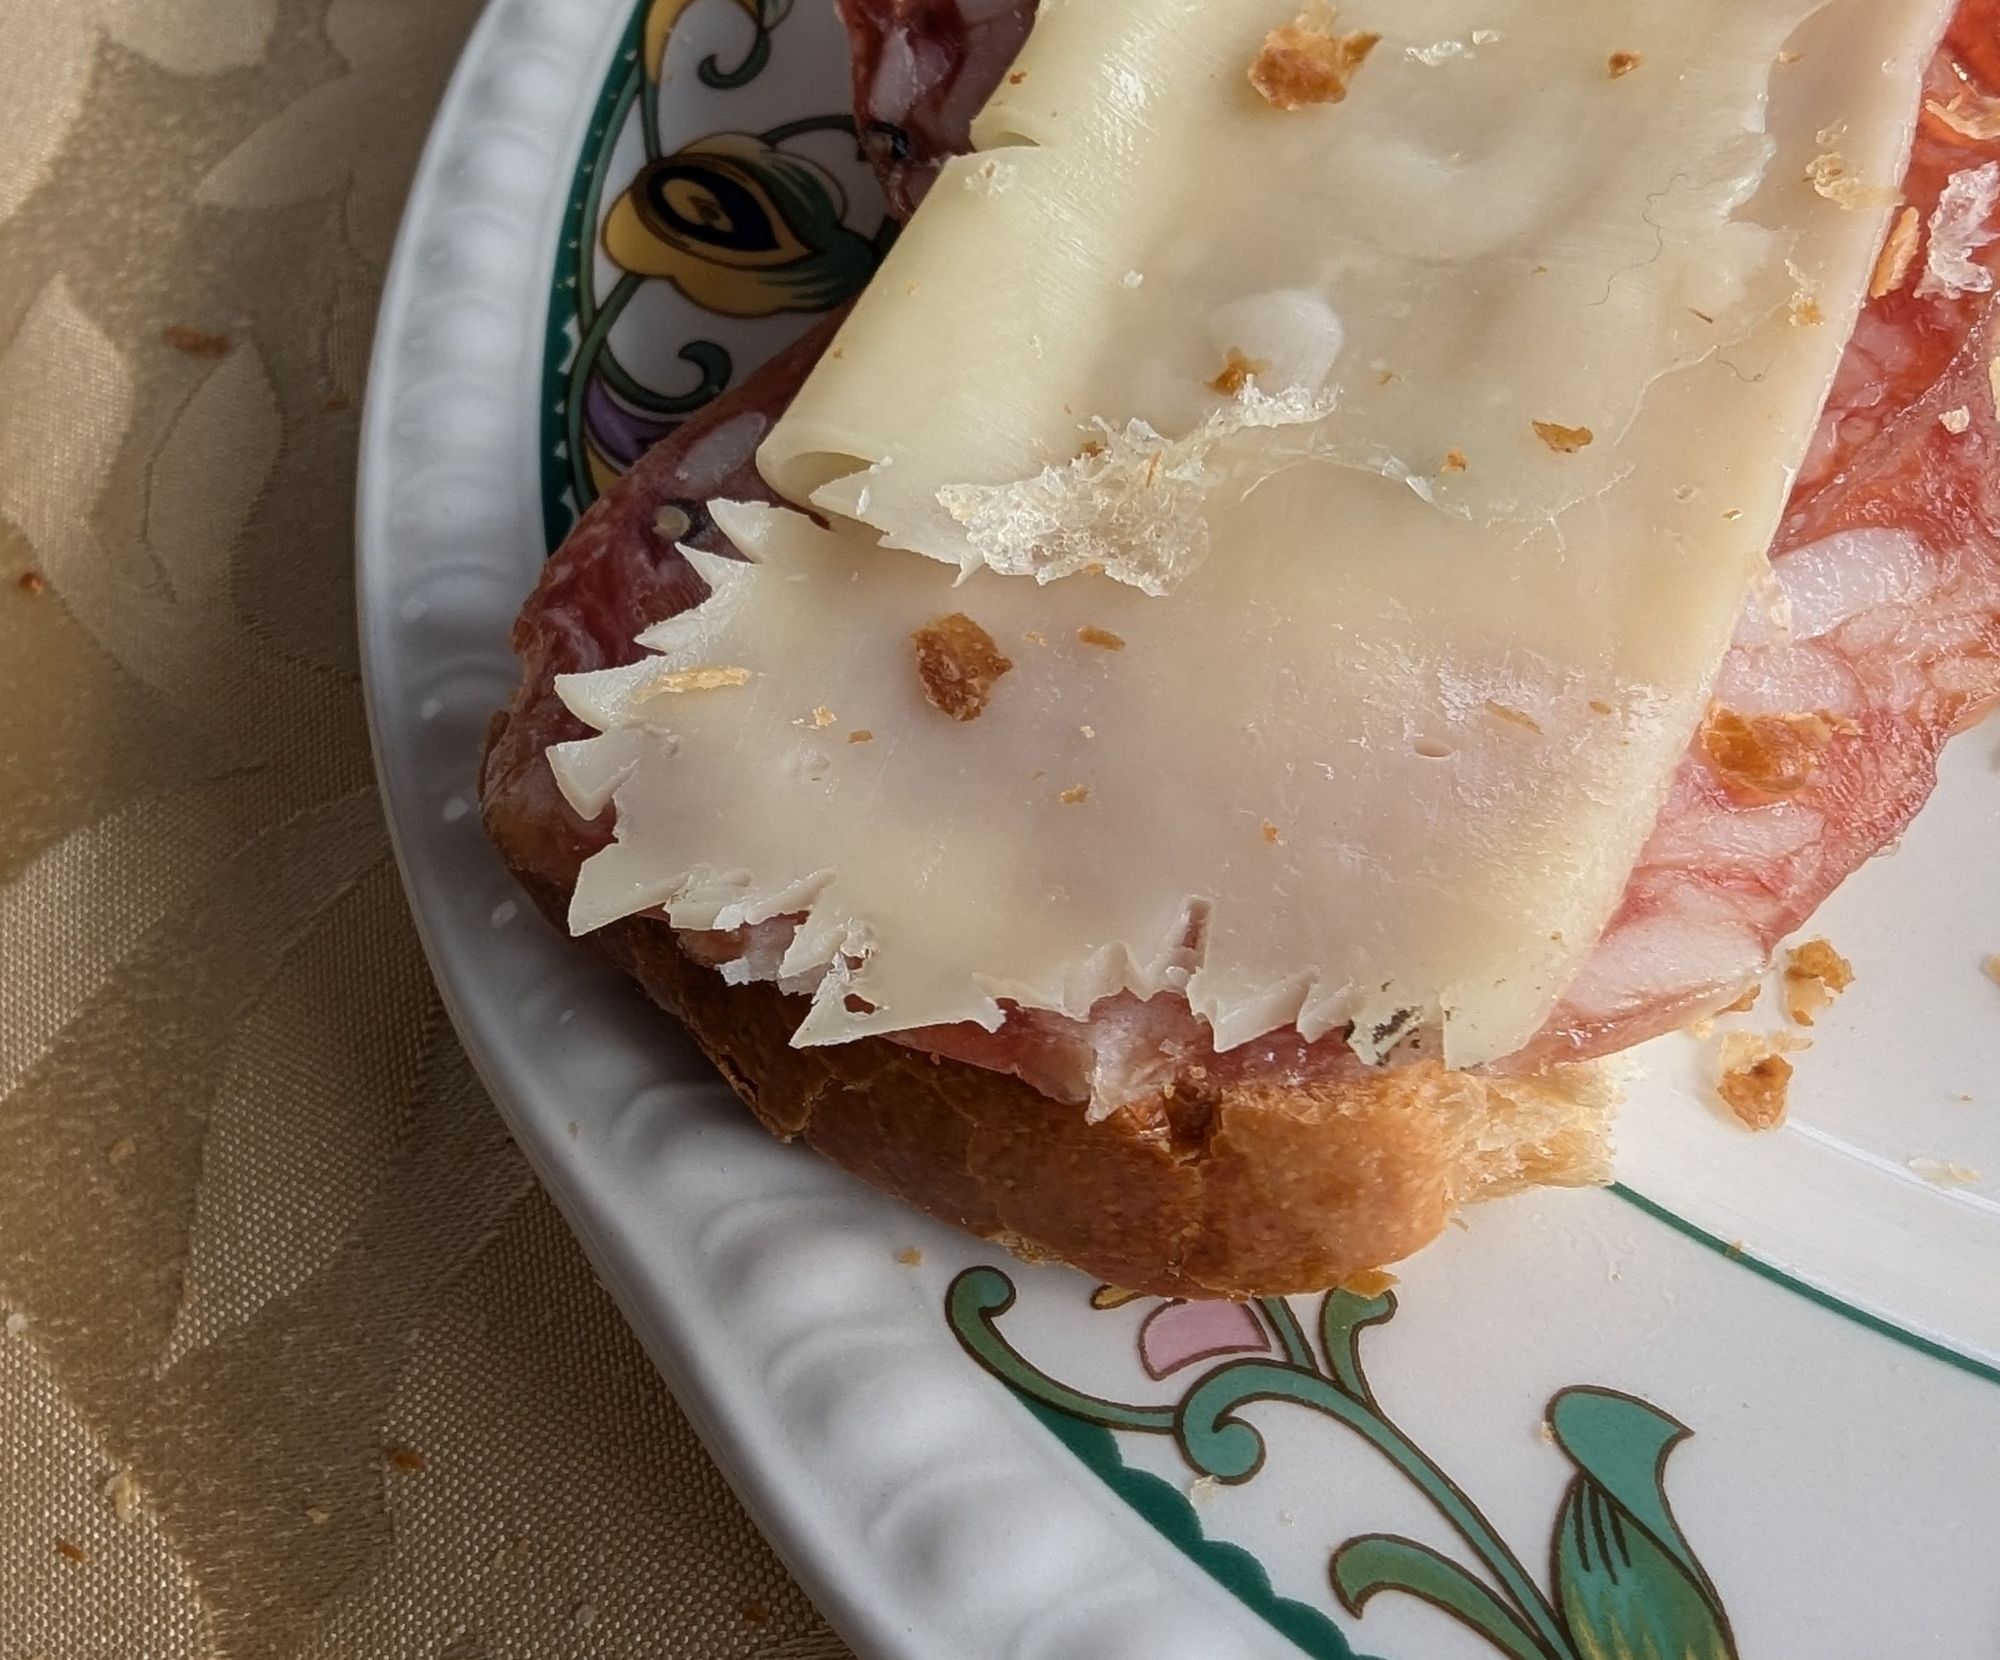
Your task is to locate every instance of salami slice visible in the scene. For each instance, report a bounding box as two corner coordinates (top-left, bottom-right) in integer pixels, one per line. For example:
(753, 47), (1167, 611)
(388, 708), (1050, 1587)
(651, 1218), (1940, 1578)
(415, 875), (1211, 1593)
(488, 3), (2000, 1105)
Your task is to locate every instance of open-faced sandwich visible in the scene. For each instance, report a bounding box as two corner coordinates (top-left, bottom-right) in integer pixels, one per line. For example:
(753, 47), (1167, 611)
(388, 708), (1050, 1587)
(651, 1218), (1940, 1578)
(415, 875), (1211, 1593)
(482, 0), (2000, 1295)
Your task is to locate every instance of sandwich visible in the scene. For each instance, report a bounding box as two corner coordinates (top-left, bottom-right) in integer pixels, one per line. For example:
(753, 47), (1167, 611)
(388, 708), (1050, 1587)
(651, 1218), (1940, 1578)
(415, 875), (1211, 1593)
(482, 0), (2000, 1295)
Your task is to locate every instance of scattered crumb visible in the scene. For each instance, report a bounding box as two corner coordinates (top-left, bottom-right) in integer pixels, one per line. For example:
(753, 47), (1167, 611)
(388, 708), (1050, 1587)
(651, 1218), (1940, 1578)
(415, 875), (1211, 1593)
(740, 1601), (770, 1627)
(1532, 419), (1593, 453)
(572, 1603), (599, 1632)
(807, 705), (837, 729)
(1715, 1031), (1809, 1130)
(1777, 49), (1803, 66)
(163, 324), (230, 357)
(1076, 624), (1126, 651)
(963, 157), (1016, 196)
(491, 1536), (532, 1569)
(1249, 5), (1380, 109)
(1538, 1420), (1557, 1444)
(635, 664), (751, 699)
(1908, 1157), (1982, 1188)
(1983, 954), (2000, 987)
(1927, 94), (2000, 143)
(1723, 984), (1761, 1014)
(1079, 724), (1095, 739)
(912, 613), (1012, 722)
(1941, 406), (1973, 435)
(56, 1539), (88, 1565)
(1588, 698), (1614, 716)
(1022, 630), (1048, 647)
(1090, 1285), (1143, 1309)
(1871, 205), (1922, 298)
(4, 1311), (26, 1336)
(896, 1246), (923, 1267)
(1481, 699), (1542, 734)
(1121, 269), (1144, 289)
(1007, 70), (1026, 85)
(1689, 1017), (1716, 1041)
(1059, 784), (1091, 805)
(1806, 150), (1873, 210)
(1723, 508), (1744, 520)
(1725, 1239), (1747, 1258)
(1439, 448), (1468, 474)
(1261, 820), (1281, 845)
(847, 729), (874, 744)
(105, 1470), (140, 1524)
(651, 504), (692, 541)
(107, 1138), (136, 1166)
(1187, 1474), (1221, 1508)
(1208, 347), (1270, 396)
(305, 1505), (332, 1526)
(1279, 1509), (1296, 1526)
(1339, 1268), (1398, 1297)
(1783, 939), (1854, 1026)
(16, 568), (45, 597)
(1607, 50), (1643, 78)
(385, 1446), (428, 1474)
(1374, 367), (1396, 386)
(1700, 707), (1843, 799)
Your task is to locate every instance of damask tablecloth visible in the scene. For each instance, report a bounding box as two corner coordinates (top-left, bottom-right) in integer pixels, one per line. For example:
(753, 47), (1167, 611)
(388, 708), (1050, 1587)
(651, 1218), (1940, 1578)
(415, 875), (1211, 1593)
(0, 1), (850, 1653)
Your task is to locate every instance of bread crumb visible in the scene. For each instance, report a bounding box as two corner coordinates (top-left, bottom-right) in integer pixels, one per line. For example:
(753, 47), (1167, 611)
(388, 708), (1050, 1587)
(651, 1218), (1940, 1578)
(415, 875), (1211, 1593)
(1059, 785), (1091, 805)
(1249, 5), (1380, 110)
(105, 1469), (140, 1524)
(1080, 724), (1095, 739)
(1007, 69), (1026, 85)
(1807, 151), (1874, 210)
(1941, 406), (1973, 435)
(1076, 625), (1126, 651)
(912, 613), (1012, 722)
(1538, 1420), (1557, 1444)
(847, 729), (874, 744)
(1209, 347), (1271, 396)
(1439, 448), (1468, 474)
(162, 324), (230, 357)
(385, 1446), (427, 1474)
(1279, 1508), (1296, 1526)
(1783, 938), (1854, 1026)
(1121, 269), (1144, 289)
(1607, 50), (1643, 78)
(1481, 699), (1542, 734)
(1261, 820), (1281, 845)
(572, 1603), (599, 1632)
(3, 1311), (26, 1336)
(16, 568), (45, 596)
(1188, 1474), (1221, 1508)
(1339, 1268), (1398, 1297)
(1723, 983), (1761, 1014)
(896, 1246), (923, 1266)
(305, 1505), (332, 1525)
(56, 1538), (88, 1564)
(1532, 420), (1593, 453)
(1927, 93), (2000, 142)
(1982, 953), (2000, 986)
(1908, 1156), (1981, 1188)
(635, 664), (751, 700)
(107, 1138), (136, 1166)
(1725, 1239), (1747, 1258)
(1090, 1285), (1143, 1309)
(1715, 1031), (1808, 1130)
(1777, 49), (1802, 66)
(1700, 707), (1842, 799)
(740, 1601), (770, 1627)
(651, 505), (692, 542)
(807, 705), (837, 728)
(1871, 205), (1922, 298)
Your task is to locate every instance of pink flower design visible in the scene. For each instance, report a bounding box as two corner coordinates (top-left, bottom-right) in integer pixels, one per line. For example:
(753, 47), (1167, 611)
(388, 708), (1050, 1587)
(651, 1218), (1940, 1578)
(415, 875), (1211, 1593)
(1137, 1298), (1271, 1380)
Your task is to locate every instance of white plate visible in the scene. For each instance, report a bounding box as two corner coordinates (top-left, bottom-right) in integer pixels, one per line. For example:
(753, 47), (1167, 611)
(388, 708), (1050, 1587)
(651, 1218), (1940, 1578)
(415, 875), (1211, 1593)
(357, 3), (2000, 1656)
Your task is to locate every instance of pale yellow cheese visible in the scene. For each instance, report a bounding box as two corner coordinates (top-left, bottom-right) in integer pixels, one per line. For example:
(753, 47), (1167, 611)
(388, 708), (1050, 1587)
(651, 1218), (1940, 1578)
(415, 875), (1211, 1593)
(553, 0), (1950, 1067)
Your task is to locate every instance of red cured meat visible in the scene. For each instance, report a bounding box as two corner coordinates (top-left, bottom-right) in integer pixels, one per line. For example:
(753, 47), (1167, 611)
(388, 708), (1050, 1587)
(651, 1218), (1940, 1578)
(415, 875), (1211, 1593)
(486, 4), (2000, 1106)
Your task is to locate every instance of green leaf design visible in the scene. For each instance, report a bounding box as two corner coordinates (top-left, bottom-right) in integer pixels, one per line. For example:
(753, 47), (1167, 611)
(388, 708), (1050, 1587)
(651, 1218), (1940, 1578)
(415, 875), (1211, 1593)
(1319, 1288), (1397, 1404)
(1332, 1535), (1553, 1660)
(1547, 1387), (1738, 1660)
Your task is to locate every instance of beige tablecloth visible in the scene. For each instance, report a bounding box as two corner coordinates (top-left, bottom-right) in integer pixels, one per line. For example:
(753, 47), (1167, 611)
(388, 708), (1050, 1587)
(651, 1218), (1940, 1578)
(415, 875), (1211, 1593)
(0, 2), (851, 1653)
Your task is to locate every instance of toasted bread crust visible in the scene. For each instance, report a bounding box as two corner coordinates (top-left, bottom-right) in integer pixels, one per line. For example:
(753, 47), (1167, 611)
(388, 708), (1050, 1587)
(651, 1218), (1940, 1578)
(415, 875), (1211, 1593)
(497, 858), (1610, 1296)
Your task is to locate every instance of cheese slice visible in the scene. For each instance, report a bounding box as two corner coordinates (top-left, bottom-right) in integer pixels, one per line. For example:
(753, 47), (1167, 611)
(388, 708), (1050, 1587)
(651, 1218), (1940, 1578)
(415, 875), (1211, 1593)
(552, 0), (1950, 1068)
(764, 0), (1949, 590)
